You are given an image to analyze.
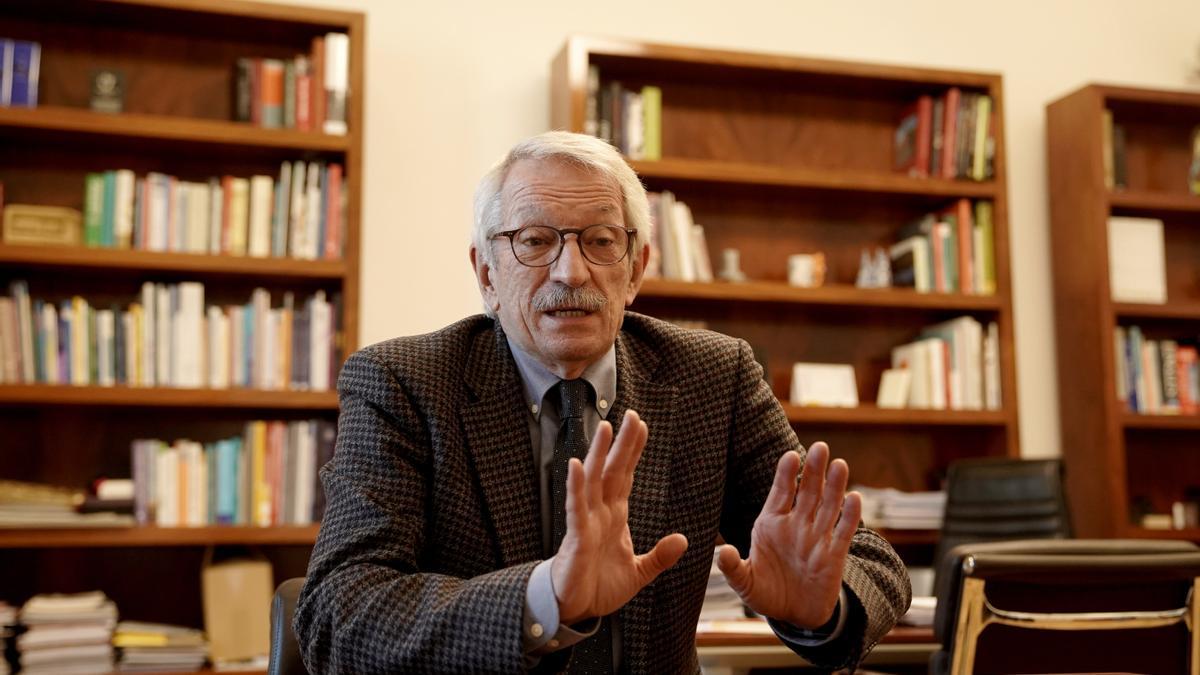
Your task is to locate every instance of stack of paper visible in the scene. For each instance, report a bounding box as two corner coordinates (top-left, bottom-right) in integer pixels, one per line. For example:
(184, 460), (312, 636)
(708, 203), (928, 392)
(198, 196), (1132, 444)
(18, 591), (117, 674)
(0, 480), (134, 529)
(856, 486), (946, 530)
(114, 621), (208, 672)
(698, 548), (746, 622)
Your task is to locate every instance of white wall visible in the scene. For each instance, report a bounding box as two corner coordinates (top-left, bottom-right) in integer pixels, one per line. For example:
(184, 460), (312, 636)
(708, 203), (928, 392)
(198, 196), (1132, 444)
(277, 0), (1200, 459)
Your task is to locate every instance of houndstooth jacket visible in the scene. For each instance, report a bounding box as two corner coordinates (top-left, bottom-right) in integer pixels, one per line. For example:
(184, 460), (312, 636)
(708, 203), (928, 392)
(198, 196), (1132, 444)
(294, 312), (911, 674)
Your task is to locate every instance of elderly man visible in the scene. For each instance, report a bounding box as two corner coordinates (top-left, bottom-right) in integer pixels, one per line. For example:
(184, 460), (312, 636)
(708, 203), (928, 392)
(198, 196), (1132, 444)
(295, 131), (910, 673)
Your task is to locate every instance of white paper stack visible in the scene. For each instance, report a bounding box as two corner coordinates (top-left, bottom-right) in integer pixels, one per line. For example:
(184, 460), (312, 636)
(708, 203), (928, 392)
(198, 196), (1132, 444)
(18, 591), (117, 674)
(856, 486), (946, 530)
(114, 621), (208, 672)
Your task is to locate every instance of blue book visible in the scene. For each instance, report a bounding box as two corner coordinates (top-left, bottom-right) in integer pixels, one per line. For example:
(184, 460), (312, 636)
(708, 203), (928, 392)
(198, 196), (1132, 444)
(32, 299), (45, 383)
(58, 300), (71, 384)
(216, 439), (239, 524)
(316, 164), (328, 260)
(206, 442), (218, 525)
(113, 304), (125, 385)
(8, 40), (40, 107)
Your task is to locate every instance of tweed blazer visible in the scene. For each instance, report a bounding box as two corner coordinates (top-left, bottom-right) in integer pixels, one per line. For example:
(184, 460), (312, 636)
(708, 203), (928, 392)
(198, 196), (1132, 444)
(295, 312), (910, 674)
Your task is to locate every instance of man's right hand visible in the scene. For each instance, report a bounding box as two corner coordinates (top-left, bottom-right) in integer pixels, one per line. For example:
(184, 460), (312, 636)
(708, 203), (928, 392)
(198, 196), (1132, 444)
(550, 409), (689, 625)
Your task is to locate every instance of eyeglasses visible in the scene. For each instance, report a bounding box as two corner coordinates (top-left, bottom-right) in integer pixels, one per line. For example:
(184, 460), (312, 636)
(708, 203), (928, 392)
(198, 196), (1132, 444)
(492, 224), (637, 267)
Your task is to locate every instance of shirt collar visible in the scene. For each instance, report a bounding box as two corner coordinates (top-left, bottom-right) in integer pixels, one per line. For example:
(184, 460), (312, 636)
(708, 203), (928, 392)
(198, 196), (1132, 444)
(508, 340), (617, 421)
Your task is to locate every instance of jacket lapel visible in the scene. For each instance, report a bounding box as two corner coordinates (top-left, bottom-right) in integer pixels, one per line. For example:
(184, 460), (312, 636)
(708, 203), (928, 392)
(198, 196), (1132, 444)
(610, 330), (679, 672)
(461, 326), (542, 567)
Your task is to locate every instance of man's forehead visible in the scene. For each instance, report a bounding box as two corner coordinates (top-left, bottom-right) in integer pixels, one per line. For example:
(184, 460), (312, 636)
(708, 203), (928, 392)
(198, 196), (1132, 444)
(501, 158), (623, 217)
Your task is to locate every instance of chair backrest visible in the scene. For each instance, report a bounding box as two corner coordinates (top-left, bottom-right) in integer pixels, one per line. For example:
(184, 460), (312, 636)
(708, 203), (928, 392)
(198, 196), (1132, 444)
(268, 577), (308, 675)
(932, 458), (1071, 593)
(931, 538), (1200, 675)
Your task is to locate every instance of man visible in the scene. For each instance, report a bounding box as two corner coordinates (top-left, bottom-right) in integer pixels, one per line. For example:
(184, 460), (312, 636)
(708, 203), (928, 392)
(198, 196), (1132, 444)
(295, 131), (910, 673)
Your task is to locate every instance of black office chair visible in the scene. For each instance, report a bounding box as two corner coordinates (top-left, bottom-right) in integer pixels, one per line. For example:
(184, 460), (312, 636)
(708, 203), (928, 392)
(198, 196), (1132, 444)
(932, 458), (1071, 594)
(931, 538), (1200, 675)
(269, 578), (307, 675)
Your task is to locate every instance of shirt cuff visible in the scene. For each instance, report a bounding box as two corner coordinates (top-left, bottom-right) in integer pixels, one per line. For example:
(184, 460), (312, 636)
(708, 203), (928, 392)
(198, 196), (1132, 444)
(523, 558), (601, 656)
(768, 586), (848, 647)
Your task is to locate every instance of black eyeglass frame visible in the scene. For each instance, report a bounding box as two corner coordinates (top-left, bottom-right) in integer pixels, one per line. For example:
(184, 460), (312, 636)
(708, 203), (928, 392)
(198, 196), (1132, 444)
(491, 225), (639, 267)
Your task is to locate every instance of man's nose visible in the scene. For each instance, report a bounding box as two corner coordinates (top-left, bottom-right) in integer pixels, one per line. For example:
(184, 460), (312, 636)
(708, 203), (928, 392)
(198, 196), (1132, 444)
(549, 233), (589, 285)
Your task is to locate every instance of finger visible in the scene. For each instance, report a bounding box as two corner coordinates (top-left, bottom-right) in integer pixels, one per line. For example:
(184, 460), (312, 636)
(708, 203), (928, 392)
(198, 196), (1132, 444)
(635, 533), (689, 585)
(794, 442), (829, 520)
(564, 457), (587, 533)
(584, 421), (613, 509)
(832, 491), (862, 548)
(812, 457), (850, 535)
(762, 451), (801, 514)
(716, 544), (751, 596)
(602, 410), (642, 499)
(618, 419), (649, 500)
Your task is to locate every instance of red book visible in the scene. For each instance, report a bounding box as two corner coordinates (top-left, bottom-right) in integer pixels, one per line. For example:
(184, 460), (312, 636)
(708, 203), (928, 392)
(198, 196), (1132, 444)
(941, 87), (961, 179)
(249, 59), (262, 126)
(1179, 347), (1197, 415)
(220, 176), (234, 254)
(295, 60), (312, 132)
(311, 36), (326, 132)
(895, 95), (933, 177)
(955, 198), (974, 294)
(323, 164), (342, 259)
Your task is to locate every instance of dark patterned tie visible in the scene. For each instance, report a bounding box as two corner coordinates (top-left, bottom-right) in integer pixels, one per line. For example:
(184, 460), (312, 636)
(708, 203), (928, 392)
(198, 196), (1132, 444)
(550, 379), (614, 674)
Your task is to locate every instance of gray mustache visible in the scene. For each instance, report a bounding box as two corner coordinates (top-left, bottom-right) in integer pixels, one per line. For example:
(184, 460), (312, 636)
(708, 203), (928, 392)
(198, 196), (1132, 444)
(532, 285), (608, 312)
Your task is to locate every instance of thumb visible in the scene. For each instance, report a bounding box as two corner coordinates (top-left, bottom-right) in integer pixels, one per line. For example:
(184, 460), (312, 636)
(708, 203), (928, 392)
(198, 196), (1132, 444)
(716, 544), (751, 594)
(636, 533), (689, 583)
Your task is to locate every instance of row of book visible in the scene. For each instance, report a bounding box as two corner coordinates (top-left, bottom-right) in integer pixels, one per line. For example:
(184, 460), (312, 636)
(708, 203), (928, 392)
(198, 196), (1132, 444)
(0, 281), (341, 391)
(584, 66), (662, 161)
(644, 191), (713, 282)
(889, 199), (996, 295)
(1115, 326), (1200, 415)
(891, 316), (1001, 410)
(894, 87), (995, 181)
(0, 39), (39, 108)
(234, 32), (350, 135)
(81, 161), (346, 260)
(132, 420), (335, 528)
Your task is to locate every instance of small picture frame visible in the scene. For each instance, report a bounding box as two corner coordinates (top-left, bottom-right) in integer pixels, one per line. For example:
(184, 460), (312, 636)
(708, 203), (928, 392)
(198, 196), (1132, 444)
(90, 68), (125, 114)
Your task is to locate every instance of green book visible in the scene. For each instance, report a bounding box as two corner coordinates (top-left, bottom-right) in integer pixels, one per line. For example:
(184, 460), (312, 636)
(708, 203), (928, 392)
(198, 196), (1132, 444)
(101, 170), (117, 248)
(83, 173), (105, 247)
(974, 201), (996, 295)
(641, 85), (662, 161)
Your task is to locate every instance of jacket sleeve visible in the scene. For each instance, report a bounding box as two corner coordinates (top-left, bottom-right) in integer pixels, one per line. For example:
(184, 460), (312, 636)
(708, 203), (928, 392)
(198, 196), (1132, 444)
(293, 348), (535, 674)
(719, 338), (912, 671)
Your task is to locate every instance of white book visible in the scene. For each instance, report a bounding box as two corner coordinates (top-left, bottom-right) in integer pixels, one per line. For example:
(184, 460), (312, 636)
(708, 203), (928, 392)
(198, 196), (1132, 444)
(155, 445), (179, 527)
(922, 316), (983, 410)
(303, 162), (322, 260)
(228, 177), (250, 256)
(229, 306), (246, 388)
(624, 90), (644, 159)
(889, 235), (932, 293)
(293, 421), (315, 525)
(140, 282), (156, 387)
(208, 177), (223, 256)
(170, 176), (184, 252)
(310, 291), (331, 391)
(264, 308), (280, 390)
(176, 282), (205, 388)
(891, 340), (929, 408)
(96, 309), (114, 386)
(322, 32), (350, 135)
(289, 160), (307, 258)
(70, 297), (89, 386)
(252, 289), (271, 389)
(655, 191), (679, 279)
(1107, 216), (1166, 304)
(207, 306), (229, 389)
(146, 173), (170, 252)
(122, 311), (136, 386)
(248, 175), (274, 257)
(187, 182), (211, 254)
(925, 338), (948, 410)
(114, 169), (136, 249)
(187, 441), (207, 527)
(155, 285), (171, 387)
(984, 321), (1001, 410)
(691, 225), (714, 283)
(12, 282), (34, 383)
(40, 303), (59, 384)
(670, 201), (697, 282)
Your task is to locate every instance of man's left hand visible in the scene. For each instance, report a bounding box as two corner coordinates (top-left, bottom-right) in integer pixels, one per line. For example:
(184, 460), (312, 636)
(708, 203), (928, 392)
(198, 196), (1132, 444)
(716, 442), (861, 629)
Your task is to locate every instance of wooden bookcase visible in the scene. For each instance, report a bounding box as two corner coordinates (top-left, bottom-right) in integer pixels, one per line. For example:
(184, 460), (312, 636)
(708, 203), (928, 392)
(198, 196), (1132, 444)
(550, 37), (1021, 561)
(0, 0), (363, 633)
(1047, 84), (1200, 541)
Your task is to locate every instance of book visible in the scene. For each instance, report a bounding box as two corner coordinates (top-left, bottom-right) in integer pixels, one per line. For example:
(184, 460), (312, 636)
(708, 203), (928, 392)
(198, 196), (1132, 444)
(1107, 216), (1166, 304)
(8, 40), (40, 107)
(894, 95), (932, 177)
(641, 85), (662, 161)
(322, 32), (350, 135)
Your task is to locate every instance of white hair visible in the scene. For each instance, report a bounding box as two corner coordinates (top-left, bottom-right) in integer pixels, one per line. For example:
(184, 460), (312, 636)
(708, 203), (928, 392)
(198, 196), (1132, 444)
(472, 131), (653, 268)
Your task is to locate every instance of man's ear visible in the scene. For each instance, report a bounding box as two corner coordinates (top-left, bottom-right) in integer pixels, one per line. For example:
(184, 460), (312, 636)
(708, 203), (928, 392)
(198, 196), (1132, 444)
(625, 243), (650, 307)
(470, 245), (501, 312)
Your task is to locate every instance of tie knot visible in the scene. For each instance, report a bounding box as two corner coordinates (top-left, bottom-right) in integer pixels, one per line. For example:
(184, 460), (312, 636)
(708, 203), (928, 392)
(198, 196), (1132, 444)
(557, 379), (589, 420)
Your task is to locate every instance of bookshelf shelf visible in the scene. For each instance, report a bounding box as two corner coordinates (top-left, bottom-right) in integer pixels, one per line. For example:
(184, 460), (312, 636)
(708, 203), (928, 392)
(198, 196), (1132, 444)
(1049, 84), (1200, 540)
(0, 525), (320, 548)
(0, 385), (339, 410)
(0, 106), (351, 152)
(1121, 413), (1200, 430)
(1123, 526), (1200, 542)
(639, 278), (1002, 312)
(781, 403), (1007, 427)
(629, 158), (998, 200)
(0, 244), (347, 281)
(1108, 190), (1200, 215)
(1112, 302), (1200, 321)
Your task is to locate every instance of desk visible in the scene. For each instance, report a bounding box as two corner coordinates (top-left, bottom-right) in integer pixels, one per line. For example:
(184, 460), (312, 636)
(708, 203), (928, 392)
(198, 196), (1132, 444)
(696, 623), (936, 675)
